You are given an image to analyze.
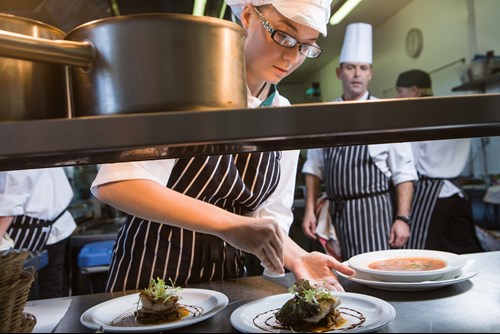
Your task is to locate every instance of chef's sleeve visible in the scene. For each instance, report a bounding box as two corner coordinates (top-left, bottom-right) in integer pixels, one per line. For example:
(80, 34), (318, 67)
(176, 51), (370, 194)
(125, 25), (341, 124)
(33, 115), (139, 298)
(301, 148), (325, 180)
(90, 160), (177, 197)
(387, 142), (418, 185)
(249, 150), (300, 234)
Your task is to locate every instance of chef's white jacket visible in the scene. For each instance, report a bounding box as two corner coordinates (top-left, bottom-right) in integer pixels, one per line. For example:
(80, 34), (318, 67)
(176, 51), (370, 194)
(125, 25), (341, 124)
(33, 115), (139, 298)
(302, 92), (418, 186)
(0, 167), (76, 245)
(91, 84), (299, 234)
(302, 143), (418, 186)
(411, 139), (471, 198)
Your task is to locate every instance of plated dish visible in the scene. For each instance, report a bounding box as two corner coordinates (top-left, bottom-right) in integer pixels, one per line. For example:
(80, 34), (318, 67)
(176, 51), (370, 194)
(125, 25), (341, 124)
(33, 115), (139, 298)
(80, 288), (228, 332)
(338, 259), (478, 291)
(230, 292), (396, 333)
(348, 249), (467, 282)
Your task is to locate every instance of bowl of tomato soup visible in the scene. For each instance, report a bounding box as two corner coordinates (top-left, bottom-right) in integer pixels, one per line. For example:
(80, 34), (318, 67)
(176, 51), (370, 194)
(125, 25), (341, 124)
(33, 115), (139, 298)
(348, 249), (467, 282)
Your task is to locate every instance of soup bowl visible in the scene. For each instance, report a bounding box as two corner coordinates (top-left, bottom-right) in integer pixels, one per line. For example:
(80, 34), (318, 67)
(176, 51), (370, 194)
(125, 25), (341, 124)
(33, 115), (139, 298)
(348, 249), (467, 282)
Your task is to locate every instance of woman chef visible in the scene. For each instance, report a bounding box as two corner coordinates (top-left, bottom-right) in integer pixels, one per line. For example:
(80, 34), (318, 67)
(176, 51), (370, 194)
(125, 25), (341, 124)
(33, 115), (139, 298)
(91, 0), (355, 292)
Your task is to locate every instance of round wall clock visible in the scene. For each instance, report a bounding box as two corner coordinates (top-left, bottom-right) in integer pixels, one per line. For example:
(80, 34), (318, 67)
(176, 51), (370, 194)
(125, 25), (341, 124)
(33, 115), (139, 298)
(405, 28), (423, 58)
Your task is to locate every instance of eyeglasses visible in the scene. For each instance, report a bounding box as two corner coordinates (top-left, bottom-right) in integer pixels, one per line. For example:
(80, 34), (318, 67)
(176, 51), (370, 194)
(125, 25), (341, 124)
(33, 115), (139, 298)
(253, 7), (323, 59)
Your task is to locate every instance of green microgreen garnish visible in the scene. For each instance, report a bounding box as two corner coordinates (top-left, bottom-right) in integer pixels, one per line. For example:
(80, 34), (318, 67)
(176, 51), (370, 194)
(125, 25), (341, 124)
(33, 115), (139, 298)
(143, 277), (182, 301)
(288, 279), (333, 305)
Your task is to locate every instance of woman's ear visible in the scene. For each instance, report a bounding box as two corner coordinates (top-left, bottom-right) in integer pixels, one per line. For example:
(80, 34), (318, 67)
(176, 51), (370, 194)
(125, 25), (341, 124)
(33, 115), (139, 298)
(240, 4), (253, 30)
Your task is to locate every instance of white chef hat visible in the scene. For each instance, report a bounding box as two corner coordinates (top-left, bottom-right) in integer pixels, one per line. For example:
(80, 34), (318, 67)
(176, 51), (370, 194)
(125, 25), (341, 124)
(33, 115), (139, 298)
(225, 0), (332, 37)
(339, 22), (372, 64)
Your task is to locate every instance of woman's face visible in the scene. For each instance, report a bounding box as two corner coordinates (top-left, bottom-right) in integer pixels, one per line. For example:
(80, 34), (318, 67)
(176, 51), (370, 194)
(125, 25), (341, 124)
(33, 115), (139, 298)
(240, 5), (321, 94)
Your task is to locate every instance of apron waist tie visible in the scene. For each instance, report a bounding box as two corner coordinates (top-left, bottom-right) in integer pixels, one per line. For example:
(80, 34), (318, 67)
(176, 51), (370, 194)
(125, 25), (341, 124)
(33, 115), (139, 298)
(418, 174), (458, 182)
(328, 189), (390, 218)
(327, 189), (390, 202)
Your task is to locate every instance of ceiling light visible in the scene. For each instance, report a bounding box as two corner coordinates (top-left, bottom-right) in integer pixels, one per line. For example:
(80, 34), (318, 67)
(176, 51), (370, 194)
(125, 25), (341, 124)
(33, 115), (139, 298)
(329, 0), (363, 25)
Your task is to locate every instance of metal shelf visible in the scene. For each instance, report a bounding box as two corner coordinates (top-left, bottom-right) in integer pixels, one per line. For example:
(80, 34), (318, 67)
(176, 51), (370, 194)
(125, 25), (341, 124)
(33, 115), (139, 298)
(452, 72), (500, 92)
(2, 93), (500, 171)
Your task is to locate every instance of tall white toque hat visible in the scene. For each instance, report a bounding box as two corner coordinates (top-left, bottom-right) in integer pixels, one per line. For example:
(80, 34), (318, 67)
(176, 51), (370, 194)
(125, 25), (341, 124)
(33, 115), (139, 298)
(225, 0), (332, 37)
(339, 22), (372, 64)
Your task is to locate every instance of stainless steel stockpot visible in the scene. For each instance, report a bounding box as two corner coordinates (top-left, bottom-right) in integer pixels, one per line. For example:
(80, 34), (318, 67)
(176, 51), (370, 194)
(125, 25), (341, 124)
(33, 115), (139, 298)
(0, 14), (69, 121)
(0, 13), (247, 119)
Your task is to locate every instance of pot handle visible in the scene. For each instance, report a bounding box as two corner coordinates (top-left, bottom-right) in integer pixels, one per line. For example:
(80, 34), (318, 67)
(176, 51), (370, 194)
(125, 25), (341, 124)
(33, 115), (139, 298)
(0, 29), (95, 68)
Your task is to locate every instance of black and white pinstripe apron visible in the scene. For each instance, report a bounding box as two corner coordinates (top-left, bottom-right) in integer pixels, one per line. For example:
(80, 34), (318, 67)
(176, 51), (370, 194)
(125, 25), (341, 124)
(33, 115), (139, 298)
(105, 152), (281, 291)
(324, 145), (392, 261)
(7, 209), (67, 253)
(405, 177), (443, 249)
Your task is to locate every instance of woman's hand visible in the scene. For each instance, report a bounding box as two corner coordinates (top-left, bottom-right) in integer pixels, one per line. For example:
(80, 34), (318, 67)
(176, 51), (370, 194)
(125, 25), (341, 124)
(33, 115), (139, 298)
(289, 251), (356, 291)
(219, 216), (285, 275)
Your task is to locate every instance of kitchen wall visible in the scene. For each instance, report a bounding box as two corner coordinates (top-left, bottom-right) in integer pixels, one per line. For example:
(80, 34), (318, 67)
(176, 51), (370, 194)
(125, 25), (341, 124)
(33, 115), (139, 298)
(282, 0), (499, 101)
(281, 0), (500, 181)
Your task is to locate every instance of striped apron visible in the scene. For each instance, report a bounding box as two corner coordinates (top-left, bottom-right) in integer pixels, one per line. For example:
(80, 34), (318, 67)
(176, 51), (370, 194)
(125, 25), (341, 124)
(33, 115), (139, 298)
(7, 209), (66, 253)
(324, 145), (392, 261)
(405, 177), (443, 249)
(105, 152), (282, 291)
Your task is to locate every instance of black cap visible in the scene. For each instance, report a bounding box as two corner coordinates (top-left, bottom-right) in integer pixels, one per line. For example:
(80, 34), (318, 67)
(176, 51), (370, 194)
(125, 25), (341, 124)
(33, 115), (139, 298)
(396, 69), (432, 88)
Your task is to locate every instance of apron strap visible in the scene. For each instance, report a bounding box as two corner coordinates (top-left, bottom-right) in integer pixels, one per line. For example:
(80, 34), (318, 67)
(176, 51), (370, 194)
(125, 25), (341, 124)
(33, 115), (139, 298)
(51, 208), (68, 224)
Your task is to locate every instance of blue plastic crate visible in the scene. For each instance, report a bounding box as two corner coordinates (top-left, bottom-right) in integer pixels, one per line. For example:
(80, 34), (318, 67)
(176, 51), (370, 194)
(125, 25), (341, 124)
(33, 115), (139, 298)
(78, 240), (114, 268)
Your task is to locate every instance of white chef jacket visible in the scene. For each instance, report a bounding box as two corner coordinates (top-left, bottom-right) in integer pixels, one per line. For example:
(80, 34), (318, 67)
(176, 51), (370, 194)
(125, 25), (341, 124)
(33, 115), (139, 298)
(411, 139), (471, 198)
(302, 92), (418, 185)
(302, 143), (417, 186)
(0, 167), (77, 245)
(91, 83), (300, 234)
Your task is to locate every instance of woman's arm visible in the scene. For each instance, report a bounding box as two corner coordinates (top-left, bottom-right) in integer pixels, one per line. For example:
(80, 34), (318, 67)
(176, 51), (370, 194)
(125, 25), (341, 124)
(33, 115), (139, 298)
(95, 179), (286, 274)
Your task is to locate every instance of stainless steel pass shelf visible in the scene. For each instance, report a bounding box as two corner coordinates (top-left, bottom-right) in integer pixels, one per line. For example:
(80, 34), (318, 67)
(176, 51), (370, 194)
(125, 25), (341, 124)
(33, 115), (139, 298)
(2, 93), (500, 171)
(452, 72), (500, 92)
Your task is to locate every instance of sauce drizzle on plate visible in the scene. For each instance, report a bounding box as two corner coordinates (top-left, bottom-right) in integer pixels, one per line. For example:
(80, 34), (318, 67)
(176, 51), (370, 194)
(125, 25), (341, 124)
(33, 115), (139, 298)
(253, 307), (366, 333)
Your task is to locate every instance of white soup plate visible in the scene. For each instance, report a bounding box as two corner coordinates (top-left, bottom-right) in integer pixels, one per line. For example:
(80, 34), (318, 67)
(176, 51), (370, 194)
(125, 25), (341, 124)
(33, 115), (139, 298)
(347, 249), (467, 282)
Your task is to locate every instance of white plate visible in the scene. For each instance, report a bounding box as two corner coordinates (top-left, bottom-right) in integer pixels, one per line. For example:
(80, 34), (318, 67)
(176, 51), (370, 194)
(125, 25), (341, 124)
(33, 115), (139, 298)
(230, 292), (395, 333)
(348, 249), (467, 282)
(80, 288), (228, 332)
(338, 259), (479, 291)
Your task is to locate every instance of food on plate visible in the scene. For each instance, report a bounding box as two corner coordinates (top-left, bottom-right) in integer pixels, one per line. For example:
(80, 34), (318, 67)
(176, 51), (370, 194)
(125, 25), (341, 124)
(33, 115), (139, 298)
(368, 257), (446, 271)
(275, 279), (344, 331)
(134, 277), (186, 324)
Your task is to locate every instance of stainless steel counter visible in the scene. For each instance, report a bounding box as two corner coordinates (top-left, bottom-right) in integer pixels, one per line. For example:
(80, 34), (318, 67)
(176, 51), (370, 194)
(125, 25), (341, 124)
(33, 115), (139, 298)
(2, 93), (500, 171)
(28, 250), (500, 333)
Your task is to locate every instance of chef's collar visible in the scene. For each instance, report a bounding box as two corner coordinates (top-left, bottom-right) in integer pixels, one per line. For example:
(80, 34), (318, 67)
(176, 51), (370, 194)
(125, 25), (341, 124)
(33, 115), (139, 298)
(247, 83), (277, 107)
(341, 90), (371, 101)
